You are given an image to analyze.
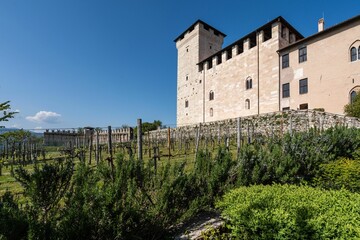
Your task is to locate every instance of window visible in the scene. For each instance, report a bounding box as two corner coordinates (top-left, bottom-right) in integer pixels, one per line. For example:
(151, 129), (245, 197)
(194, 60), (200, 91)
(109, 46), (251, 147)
(299, 103), (308, 110)
(299, 78), (308, 94)
(249, 33), (257, 48)
(358, 47), (360, 60)
(237, 43), (243, 55)
(299, 46), (307, 63)
(282, 107), (290, 111)
(245, 99), (250, 109)
(209, 91), (214, 101)
(351, 91), (357, 103)
(217, 54), (222, 65)
(185, 100), (188, 108)
(210, 108), (213, 117)
(282, 54), (289, 68)
(207, 59), (212, 69)
(186, 75), (188, 81)
(226, 49), (232, 60)
(282, 83), (290, 98)
(263, 25), (272, 42)
(246, 77), (252, 90)
(281, 26), (286, 39)
(351, 47), (357, 62)
(198, 63), (204, 72)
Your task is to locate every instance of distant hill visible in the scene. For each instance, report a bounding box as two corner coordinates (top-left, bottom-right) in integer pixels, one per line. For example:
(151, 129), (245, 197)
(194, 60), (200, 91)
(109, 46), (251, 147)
(0, 128), (43, 138)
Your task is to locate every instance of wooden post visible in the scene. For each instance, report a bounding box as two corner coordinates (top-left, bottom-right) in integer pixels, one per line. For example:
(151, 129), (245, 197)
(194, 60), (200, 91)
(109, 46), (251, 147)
(247, 120), (251, 144)
(107, 126), (113, 167)
(167, 127), (171, 160)
(88, 129), (93, 165)
(148, 130), (151, 158)
(237, 117), (241, 158)
(96, 130), (100, 164)
(194, 124), (201, 161)
(137, 119), (143, 162)
(217, 125), (221, 146)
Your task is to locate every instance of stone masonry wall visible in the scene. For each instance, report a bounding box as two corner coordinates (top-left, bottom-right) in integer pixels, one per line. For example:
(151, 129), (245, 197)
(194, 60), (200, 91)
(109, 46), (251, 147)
(149, 110), (360, 142)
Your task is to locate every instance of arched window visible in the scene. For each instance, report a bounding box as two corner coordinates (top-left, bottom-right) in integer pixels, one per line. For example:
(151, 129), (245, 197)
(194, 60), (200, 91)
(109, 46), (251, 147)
(210, 108), (213, 117)
(351, 91), (357, 103)
(209, 91), (214, 101)
(246, 77), (252, 90)
(351, 47), (357, 62)
(245, 99), (250, 109)
(185, 100), (189, 108)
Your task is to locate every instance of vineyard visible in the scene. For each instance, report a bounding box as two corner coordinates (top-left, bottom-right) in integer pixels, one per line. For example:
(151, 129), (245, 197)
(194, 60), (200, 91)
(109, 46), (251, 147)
(1, 112), (360, 239)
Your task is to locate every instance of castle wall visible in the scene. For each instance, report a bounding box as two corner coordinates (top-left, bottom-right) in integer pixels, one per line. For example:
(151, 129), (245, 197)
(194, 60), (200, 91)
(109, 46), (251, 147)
(280, 18), (360, 113)
(44, 128), (133, 147)
(149, 110), (360, 141)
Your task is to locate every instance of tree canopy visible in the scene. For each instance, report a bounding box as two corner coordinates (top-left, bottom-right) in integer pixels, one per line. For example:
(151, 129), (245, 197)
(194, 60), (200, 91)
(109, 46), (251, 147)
(344, 91), (360, 118)
(0, 101), (17, 124)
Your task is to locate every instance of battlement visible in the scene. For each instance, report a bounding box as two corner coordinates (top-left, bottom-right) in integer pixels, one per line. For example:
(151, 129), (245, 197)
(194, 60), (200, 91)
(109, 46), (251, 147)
(44, 127), (133, 146)
(198, 16), (303, 72)
(174, 19), (226, 43)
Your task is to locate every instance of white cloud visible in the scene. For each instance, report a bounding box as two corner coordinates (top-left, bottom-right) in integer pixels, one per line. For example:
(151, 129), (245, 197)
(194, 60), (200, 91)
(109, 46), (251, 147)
(14, 109), (20, 113)
(33, 126), (44, 133)
(26, 111), (61, 124)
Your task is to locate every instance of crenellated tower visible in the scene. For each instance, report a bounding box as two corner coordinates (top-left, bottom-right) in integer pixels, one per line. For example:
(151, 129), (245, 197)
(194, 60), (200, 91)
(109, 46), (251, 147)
(175, 20), (225, 126)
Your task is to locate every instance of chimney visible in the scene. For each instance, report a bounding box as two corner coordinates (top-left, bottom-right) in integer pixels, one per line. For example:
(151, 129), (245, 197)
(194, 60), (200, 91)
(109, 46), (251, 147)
(318, 18), (325, 32)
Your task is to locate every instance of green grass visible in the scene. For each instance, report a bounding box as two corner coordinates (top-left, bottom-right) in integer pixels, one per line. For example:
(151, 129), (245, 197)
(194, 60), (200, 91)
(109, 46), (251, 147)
(0, 139), (239, 197)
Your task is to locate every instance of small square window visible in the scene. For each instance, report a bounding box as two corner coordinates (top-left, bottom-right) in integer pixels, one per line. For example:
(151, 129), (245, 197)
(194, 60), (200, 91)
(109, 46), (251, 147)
(299, 103), (308, 110)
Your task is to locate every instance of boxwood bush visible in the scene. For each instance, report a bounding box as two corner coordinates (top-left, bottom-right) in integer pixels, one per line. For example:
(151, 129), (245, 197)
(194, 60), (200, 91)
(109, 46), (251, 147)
(216, 184), (360, 239)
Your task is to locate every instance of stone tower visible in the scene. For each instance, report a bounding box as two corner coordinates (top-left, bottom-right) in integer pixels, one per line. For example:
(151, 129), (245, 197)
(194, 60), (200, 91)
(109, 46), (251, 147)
(174, 20), (225, 126)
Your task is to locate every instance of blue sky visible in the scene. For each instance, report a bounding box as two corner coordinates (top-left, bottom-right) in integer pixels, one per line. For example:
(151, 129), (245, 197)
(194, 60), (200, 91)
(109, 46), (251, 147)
(0, 0), (359, 130)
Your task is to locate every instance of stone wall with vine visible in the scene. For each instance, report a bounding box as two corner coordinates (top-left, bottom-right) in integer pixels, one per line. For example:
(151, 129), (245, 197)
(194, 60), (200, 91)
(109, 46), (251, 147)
(148, 110), (360, 142)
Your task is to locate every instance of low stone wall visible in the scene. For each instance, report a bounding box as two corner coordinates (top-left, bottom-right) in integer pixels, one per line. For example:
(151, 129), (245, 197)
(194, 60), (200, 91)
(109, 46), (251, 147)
(148, 110), (360, 142)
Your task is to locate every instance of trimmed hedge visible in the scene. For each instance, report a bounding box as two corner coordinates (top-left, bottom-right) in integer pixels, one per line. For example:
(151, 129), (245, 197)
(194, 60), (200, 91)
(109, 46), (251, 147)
(216, 184), (360, 239)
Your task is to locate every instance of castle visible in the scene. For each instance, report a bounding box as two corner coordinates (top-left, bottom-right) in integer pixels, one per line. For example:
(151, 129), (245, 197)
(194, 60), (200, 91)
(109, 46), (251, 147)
(175, 15), (360, 126)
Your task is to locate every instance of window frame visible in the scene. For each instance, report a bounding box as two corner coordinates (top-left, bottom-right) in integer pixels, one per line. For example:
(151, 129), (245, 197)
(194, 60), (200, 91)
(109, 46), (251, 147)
(299, 78), (308, 94)
(282, 53), (289, 69)
(299, 103), (308, 110)
(351, 91), (357, 103)
(282, 83), (290, 98)
(209, 91), (214, 101)
(299, 46), (307, 63)
(351, 47), (357, 62)
(246, 77), (252, 90)
(245, 99), (250, 109)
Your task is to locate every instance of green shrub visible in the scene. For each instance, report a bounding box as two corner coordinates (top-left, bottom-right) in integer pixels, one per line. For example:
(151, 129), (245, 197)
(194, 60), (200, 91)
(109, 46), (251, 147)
(217, 184), (360, 239)
(313, 158), (360, 192)
(0, 192), (28, 240)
